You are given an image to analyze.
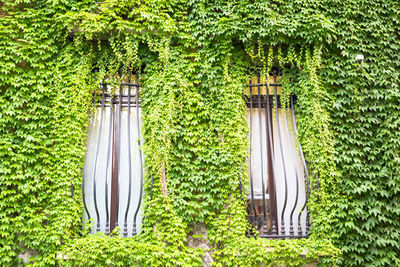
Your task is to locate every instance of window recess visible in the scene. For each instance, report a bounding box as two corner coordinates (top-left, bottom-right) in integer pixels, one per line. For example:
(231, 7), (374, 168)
(245, 70), (310, 239)
(82, 74), (146, 237)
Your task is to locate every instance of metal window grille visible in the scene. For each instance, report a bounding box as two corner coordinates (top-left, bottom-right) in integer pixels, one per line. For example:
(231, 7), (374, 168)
(82, 75), (146, 237)
(245, 70), (310, 239)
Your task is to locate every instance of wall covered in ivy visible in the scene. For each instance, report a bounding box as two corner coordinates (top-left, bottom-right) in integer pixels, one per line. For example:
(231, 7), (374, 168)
(0, 0), (398, 266)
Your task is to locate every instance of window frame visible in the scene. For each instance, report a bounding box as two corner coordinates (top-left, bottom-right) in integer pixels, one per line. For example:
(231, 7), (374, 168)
(82, 74), (145, 237)
(244, 70), (310, 239)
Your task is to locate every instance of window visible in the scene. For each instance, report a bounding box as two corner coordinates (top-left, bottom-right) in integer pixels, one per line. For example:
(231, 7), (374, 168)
(245, 70), (309, 238)
(82, 74), (144, 237)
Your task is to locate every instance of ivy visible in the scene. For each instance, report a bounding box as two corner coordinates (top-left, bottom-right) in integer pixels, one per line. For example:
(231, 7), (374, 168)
(0, 0), (399, 266)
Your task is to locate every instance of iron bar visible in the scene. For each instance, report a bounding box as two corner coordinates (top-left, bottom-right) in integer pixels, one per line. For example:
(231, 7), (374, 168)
(123, 81), (133, 237)
(284, 109), (299, 236)
(291, 96), (310, 235)
(133, 82), (144, 236)
(257, 72), (268, 235)
(92, 84), (106, 232)
(244, 95), (283, 108)
(117, 85), (122, 228)
(273, 71), (288, 235)
(246, 83), (281, 87)
(257, 234), (308, 239)
(248, 79), (258, 226)
(101, 82), (141, 87)
(95, 94), (141, 107)
(104, 96), (113, 235)
(110, 87), (120, 233)
(82, 92), (97, 224)
(265, 77), (278, 236)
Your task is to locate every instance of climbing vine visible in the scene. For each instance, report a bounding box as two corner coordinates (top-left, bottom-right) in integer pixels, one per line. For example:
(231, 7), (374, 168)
(0, 0), (398, 266)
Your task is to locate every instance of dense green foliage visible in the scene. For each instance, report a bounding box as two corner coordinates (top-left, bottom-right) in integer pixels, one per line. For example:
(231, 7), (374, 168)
(322, 1), (400, 265)
(0, 0), (398, 266)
